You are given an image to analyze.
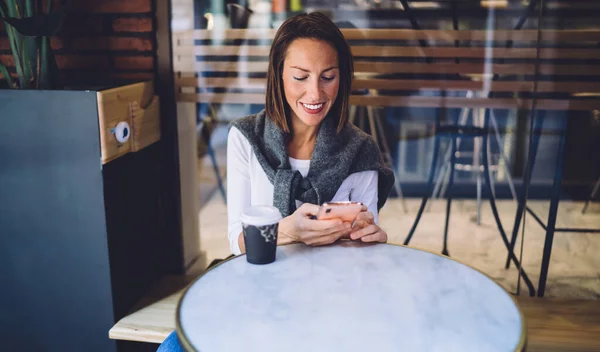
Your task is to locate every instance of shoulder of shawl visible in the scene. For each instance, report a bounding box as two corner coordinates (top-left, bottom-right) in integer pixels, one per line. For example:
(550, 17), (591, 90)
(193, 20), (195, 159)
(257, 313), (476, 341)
(228, 109), (267, 135)
(343, 122), (379, 153)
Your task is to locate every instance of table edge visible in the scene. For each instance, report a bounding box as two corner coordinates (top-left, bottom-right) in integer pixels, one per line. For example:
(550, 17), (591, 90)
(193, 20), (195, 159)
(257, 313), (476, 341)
(175, 242), (527, 352)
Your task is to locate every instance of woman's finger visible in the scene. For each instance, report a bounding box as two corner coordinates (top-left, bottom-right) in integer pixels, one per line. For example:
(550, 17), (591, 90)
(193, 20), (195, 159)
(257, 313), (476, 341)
(349, 224), (379, 240)
(303, 222), (350, 240)
(301, 217), (344, 232)
(352, 220), (366, 230)
(304, 222), (352, 244)
(297, 203), (320, 217)
(360, 230), (388, 243)
(306, 234), (338, 246)
(306, 227), (349, 246)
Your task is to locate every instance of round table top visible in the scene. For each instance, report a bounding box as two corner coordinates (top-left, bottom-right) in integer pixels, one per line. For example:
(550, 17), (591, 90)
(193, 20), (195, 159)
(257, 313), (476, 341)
(177, 242), (525, 352)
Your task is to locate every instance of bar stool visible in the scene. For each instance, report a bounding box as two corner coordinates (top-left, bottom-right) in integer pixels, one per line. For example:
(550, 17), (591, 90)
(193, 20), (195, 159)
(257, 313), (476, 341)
(401, 96), (536, 296)
(429, 88), (518, 225)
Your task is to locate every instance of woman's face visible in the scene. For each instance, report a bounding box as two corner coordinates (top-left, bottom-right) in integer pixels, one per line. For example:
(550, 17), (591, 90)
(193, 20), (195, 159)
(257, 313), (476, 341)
(282, 38), (340, 130)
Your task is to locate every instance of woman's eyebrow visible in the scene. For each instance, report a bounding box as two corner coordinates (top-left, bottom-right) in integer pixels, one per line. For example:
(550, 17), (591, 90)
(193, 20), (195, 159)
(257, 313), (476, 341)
(290, 65), (339, 73)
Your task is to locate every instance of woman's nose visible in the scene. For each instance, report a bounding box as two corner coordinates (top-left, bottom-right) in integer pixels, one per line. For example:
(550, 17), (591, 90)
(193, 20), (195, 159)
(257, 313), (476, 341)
(306, 78), (321, 101)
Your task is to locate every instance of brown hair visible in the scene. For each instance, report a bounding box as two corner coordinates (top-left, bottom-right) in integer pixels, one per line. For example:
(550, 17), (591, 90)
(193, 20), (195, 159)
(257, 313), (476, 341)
(265, 12), (354, 134)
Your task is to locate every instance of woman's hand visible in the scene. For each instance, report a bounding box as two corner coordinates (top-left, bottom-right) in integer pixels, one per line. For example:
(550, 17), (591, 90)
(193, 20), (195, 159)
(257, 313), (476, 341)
(349, 208), (388, 243)
(278, 203), (352, 246)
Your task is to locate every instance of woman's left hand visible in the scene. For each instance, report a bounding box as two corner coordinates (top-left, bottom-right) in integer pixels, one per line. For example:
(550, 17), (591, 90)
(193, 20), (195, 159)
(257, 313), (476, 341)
(348, 210), (388, 243)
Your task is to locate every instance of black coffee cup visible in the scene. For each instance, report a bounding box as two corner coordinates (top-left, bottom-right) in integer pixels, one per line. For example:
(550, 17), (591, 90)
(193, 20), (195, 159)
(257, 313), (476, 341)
(240, 206), (282, 264)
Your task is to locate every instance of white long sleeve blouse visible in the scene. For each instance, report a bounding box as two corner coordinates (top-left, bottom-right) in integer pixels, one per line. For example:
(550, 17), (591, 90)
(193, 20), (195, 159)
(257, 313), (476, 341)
(226, 126), (379, 255)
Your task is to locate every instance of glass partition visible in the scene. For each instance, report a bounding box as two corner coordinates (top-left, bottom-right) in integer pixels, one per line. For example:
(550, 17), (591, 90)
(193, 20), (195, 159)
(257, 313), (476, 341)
(171, 0), (600, 298)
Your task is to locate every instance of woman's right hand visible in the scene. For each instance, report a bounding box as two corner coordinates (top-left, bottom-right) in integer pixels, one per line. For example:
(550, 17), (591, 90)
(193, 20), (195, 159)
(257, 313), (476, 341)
(278, 203), (352, 247)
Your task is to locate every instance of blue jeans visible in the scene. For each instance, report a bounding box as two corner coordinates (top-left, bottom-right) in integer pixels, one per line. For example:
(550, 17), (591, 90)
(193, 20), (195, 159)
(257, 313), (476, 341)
(157, 330), (183, 352)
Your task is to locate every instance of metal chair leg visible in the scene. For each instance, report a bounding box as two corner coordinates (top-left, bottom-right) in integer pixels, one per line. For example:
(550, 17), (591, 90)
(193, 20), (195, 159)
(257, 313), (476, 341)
(476, 171), (482, 225)
(482, 109), (536, 296)
(538, 115), (569, 297)
(472, 107), (484, 225)
(443, 134), (458, 256)
(505, 111), (544, 269)
(438, 160), (452, 200)
(404, 117), (443, 246)
(490, 109), (518, 200)
(430, 152), (450, 203)
(487, 134), (497, 200)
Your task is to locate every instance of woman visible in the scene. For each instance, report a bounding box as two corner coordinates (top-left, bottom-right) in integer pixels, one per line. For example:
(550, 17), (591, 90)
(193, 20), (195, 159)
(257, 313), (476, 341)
(158, 12), (394, 351)
(227, 12), (394, 254)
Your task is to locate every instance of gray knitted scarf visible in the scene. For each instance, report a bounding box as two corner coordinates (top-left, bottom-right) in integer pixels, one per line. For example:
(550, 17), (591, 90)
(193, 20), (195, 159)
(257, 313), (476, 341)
(230, 109), (395, 217)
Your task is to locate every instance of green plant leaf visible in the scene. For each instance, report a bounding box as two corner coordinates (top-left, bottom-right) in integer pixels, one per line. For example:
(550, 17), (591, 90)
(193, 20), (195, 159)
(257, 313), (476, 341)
(2, 0), (18, 17)
(0, 4), (26, 88)
(0, 7), (65, 37)
(37, 35), (61, 90)
(0, 60), (15, 88)
(25, 0), (34, 17)
(20, 34), (35, 88)
(0, 0), (64, 89)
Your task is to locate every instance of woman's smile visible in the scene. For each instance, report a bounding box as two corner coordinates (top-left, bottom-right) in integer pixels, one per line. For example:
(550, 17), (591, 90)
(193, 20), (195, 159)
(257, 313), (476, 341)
(300, 102), (325, 114)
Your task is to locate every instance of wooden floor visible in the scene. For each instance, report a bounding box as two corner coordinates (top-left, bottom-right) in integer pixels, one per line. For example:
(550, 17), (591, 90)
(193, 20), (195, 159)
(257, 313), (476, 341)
(110, 276), (600, 351)
(518, 297), (600, 352)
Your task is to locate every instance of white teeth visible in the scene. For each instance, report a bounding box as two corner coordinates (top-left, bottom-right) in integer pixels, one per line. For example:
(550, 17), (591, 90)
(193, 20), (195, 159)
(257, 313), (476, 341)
(302, 103), (323, 110)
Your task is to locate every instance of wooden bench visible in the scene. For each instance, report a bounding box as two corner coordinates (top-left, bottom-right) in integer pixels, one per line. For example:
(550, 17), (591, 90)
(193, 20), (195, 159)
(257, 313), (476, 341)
(108, 275), (193, 344)
(109, 273), (600, 351)
(172, 28), (600, 112)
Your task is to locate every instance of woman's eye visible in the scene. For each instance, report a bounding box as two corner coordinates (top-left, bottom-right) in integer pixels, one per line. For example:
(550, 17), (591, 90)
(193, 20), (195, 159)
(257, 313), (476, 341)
(322, 76), (336, 81)
(293, 76), (308, 81)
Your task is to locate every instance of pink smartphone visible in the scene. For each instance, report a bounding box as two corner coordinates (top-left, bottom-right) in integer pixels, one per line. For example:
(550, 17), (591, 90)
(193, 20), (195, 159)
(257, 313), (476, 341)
(315, 201), (364, 224)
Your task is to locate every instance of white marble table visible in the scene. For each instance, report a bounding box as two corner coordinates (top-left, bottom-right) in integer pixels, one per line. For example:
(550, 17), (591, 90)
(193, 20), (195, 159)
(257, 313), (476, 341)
(177, 242), (526, 352)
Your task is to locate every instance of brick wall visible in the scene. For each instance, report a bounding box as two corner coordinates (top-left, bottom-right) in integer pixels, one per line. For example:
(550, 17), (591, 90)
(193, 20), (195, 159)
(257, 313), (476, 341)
(0, 0), (157, 87)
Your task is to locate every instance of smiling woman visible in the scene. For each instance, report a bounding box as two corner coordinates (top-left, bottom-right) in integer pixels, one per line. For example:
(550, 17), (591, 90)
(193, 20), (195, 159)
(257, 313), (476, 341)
(157, 12), (396, 351)
(227, 12), (395, 255)
(266, 13), (354, 133)
(266, 12), (353, 136)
